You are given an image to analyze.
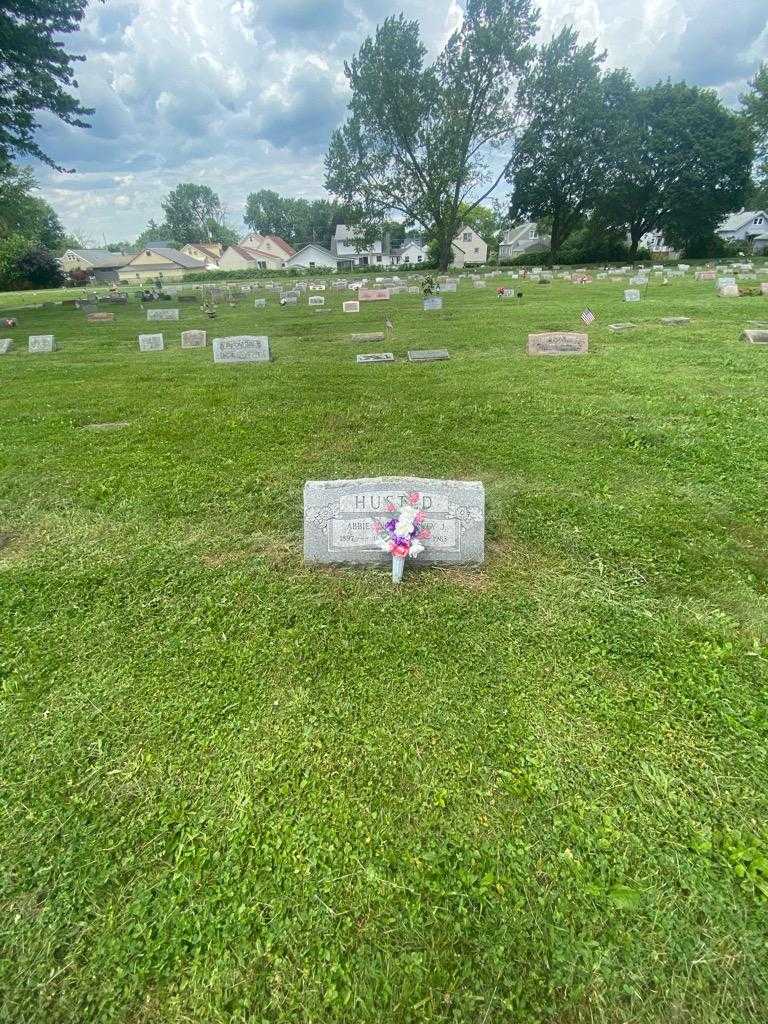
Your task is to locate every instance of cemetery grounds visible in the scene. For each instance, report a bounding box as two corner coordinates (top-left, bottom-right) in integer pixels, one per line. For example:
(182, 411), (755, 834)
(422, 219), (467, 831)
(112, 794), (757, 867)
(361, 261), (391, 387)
(1, 271), (767, 1023)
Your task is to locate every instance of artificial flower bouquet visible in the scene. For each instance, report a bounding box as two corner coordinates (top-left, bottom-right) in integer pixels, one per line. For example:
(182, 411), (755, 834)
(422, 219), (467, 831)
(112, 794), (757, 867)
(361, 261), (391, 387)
(372, 491), (432, 583)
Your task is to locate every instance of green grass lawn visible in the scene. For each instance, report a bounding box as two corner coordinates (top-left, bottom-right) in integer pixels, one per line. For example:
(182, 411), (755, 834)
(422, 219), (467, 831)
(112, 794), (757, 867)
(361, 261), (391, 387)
(1, 274), (767, 1023)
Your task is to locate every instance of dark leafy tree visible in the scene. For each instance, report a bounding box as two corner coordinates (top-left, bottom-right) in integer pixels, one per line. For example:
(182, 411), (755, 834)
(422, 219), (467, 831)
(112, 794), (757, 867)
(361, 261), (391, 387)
(244, 190), (348, 248)
(160, 184), (234, 246)
(0, 161), (65, 248)
(741, 63), (768, 188)
(0, 235), (63, 289)
(325, 0), (538, 270)
(506, 28), (621, 258)
(599, 81), (753, 257)
(134, 220), (174, 249)
(0, 0), (94, 169)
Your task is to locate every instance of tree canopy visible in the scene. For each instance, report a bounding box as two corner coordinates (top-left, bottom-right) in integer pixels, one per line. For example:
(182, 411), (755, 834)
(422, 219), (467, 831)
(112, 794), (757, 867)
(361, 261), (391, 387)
(325, 0), (538, 269)
(159, 184), (237, 246)
(244, 190), (347, 249)
(598, 81), (753, 256)
(0, 0), (94, 169)
(0, 162), (65, 250)
(506, 28), (624, 257)
(741, 63), (768, 192)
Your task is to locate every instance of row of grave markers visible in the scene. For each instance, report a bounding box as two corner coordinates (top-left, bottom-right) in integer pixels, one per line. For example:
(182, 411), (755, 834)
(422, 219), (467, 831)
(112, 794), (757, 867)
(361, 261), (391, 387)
(7, 324), (768, 360)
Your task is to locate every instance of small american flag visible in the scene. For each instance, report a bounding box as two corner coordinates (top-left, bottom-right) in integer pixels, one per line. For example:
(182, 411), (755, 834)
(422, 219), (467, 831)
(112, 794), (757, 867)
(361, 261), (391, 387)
(580, 308), (595, 325)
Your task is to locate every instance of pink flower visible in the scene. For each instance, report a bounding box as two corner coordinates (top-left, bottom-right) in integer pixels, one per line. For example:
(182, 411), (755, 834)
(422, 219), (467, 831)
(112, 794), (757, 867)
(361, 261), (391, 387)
(372, 521), (382, 533)
(385, 502), (396, 512)
(417, 530), (431, 540)
(391, 541), (410, 557)
(407, 491), (420, 505)
(414, 511), (426, 524)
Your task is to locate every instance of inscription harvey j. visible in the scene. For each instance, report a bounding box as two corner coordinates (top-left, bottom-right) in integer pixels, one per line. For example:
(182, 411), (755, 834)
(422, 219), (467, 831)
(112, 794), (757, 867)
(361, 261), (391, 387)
(304, 477), (484, 566)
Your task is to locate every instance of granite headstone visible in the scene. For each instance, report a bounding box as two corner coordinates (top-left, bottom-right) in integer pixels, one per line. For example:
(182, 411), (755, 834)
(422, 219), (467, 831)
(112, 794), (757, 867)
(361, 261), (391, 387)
(304, 476), (485, 566)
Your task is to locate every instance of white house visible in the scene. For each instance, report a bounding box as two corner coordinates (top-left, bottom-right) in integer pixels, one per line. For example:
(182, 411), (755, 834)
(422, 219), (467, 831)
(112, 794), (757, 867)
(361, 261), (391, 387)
(219, 245), (284, 271)
(180, 243), (223, 267)
(717, 211), (768, 253)
(240, 233), (295, 262)
(636, 231), (679, 259)
(392, 240), (428, 265)
(498, 223), (549, 260)
(285, 243), (337, 270)
(331, 224), (393, 269)
(451, 225), (488, 267)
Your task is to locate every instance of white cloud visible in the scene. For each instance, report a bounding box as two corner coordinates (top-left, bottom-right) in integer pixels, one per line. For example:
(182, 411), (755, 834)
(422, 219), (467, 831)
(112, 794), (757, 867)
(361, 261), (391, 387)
(32, 0), (768, 240)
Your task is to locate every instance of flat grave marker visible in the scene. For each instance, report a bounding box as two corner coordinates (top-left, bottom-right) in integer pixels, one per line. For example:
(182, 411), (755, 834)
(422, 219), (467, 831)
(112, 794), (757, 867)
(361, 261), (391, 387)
(624, 289), (641, 302)
(0, 339), (12, 354)
(87, 312), (114, 323)
(358, 288), (390, 301)
(28, 335), (56, 353)
(423, 297), (443, 311)
(212, 335), (270, 364)
(351, 332), (385, 342)
(138, 333), (164, 352)
(254, 298), (266, 308)
(527, 332), (588, 356)
(660, 317), (691, 325)
(356, 353), (395, 364)
(147, 308), (179, 321)
(408, 349), (449, 362)
(308, 296), (325, 307)
(304, 476), (485, 566)
(718, 284), (740, 298)
(343, 301), (360, 313)
(743, 329), (768, 345)
(608, 323), (636, 332)
(181, 330), (206, 348)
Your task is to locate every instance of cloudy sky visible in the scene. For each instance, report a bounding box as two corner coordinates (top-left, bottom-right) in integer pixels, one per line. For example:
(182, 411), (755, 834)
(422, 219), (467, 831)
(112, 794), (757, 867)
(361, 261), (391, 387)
(33, 0), (768, 243)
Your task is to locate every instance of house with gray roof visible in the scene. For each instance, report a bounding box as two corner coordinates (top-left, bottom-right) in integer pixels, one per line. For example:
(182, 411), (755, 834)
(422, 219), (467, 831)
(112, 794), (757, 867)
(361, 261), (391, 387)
(60, 249), (135, 283)
(498, 223), (550, 260)
(716, 211), (768, 253)
(117, 247), (205, 283)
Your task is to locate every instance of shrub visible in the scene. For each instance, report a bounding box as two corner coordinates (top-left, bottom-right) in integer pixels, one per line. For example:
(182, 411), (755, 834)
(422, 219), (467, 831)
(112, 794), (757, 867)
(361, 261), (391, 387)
(0, 238), (64, 290)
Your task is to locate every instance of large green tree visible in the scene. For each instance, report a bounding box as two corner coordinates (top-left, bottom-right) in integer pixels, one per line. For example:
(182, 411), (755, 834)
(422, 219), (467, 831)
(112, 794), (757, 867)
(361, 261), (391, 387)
(741, 63), (768, 191)
(160, 184), (236, 246)
(244, 190), (346, 248)
(0, 0), (93, 168)
(325, 0), (537, 270)
(599, 81), (753, 257)
(506, 28), (623, 258)
(0, 162), (64, 249)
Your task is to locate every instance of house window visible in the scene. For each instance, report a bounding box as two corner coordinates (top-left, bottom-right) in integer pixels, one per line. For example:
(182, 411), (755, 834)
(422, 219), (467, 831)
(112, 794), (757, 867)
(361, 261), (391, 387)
(376, 255), (382, 262)
(755, 217), (764, 225)
(404, 256), (410, 263)
(474, 247), (479, 253)
(309, 261), (315, 267)
(417, 256), (423, 262)
(463, 232), (471, 241)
